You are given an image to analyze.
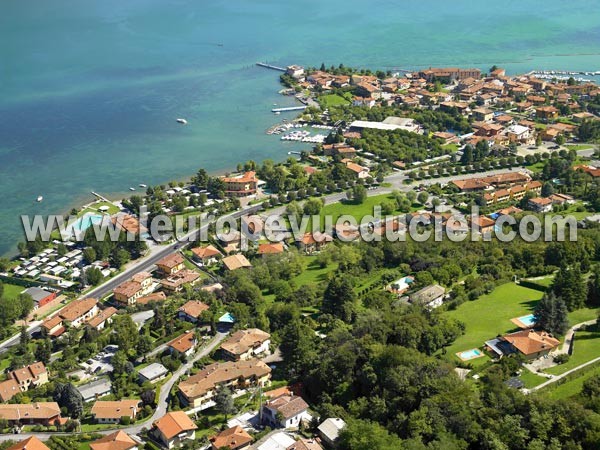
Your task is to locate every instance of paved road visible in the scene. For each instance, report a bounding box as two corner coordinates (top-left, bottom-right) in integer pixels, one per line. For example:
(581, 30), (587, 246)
(0, 332), (228, 443)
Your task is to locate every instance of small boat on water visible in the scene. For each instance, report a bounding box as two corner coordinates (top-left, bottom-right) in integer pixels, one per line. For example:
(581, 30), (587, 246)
(36, 196), (43, 203)
(176, 118), (188, 125)
(129, 187), (136, 191)
(139, 184), (147, 188)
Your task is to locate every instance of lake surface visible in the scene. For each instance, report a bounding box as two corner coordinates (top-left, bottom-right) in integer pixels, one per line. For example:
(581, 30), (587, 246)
(2, 0), (600, 255)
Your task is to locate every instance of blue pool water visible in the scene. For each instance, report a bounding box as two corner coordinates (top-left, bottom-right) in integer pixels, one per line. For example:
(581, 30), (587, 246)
(73, 214), (103, 232)
(518, 314), (537, 327)
(458, 349), (483, 360)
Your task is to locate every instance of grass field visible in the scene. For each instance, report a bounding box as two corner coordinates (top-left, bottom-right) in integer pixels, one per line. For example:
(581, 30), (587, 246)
(519, 369), (548, 388)
(546, 324), (600, 375)
(318, 93), (351, 107)
(1, 282), (25, 299)
(545, 363), (600, 400)
(320, 194), (401, 225)
(443, 283), (544, 359)
(565, 144), (593, 151)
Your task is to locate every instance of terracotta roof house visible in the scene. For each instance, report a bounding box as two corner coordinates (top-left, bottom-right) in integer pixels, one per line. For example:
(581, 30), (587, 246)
(160, 269), (201, 292)
(178, 300), (210, 323)
(89, 431), (138, 450)
(156, 253), (185, 276)
(178, 359), (271, 408)
(222, 254), (252, 271)
(167, 330), (197, 357)
(501, 330), (560, 360)
(91, 399), (141, 424)
(0, 402), (62, 426)
(261, 394), (310, 429)
(257, 242), (285, 256)
(137, 292), (167, 305)
(297, 232), (332, 254)
(0, 379), (20, 403)
(87, 307), (118, 330)
(113, 272), (153, 306)
(220, 171), (259, 197)
(112, 214), (145, 236)
(6, 437), (51, 450)
(151, 411), (197, 449)
(220, 329), (271, 361)
(41, 315), (64, 337)
(191, 245), (223, 265)
(528, 197), (553, 213)
(210, 425), (253, 450)
(286, 438), (323, 450)
(9, 362), (49, 393)
(59, 297), (99, 327)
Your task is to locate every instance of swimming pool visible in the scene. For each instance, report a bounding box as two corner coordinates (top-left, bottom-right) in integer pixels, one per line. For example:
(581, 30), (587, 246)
(457, 348), (483, 360)
(73, 214), (104, 232)
(517, 314), (536, 327)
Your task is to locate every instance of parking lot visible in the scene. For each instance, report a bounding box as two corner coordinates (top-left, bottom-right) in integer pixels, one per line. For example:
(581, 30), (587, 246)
(80, 344), (119, 375)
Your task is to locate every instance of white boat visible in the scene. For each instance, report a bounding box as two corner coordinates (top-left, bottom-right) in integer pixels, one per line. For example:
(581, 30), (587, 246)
(176, 118), (188, 125)
(36, 196), (43, 203)
(139, 184), (147, 188)
(129, 187), (136, 191)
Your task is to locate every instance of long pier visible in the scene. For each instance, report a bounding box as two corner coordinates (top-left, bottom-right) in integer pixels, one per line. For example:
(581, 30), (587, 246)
(272, 106), (307, 113)
(256, 62), (286, 72)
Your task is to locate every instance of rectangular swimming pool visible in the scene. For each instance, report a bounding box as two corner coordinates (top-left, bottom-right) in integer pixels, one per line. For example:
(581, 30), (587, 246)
(457, 348), (483, 360)
(517, 314), (536, 327)
(73, 214), (104, 232)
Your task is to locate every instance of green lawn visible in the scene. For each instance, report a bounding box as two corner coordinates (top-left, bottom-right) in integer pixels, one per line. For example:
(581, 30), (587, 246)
(565, 144), (593, 151)
(443, 283), (544, 359)
(1, 283), (25, 299)
(519, 369), (548, 388)
(321, 194), (401, 225)
(545, 363), (600, 400)
(318, 93), (351, 107)
(546, 324), (600, 375)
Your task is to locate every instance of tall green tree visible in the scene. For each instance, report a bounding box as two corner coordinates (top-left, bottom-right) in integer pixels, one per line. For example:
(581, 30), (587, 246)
(534, 292), (569, 335)
(552, 265), (587, 311)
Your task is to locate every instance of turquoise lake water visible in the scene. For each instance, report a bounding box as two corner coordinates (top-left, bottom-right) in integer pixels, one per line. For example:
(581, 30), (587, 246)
(2, 0), (600, 255)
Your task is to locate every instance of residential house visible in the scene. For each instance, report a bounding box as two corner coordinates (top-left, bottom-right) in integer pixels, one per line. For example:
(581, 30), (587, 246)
(151, 411), (197, 449)
(471, 216), (496, 235)
(261, 394), (310, 429)
(549, 193), (575, 206)
(8, 362), (49, 393)
(40, 316), (64, 338)
(536, 106), (559, 121)
(0, 402), (62, 426)
(505, 124), (532, 144)
(178, 300), (210, 324)
(285, 65), (305, 79)
(528, 197), (553, 213)
(178, 359), (271, 408)
(210, 426), (253, 450)
(352, 96), (376, 108)
(257, 242), (285, 256)
(472, 107), (494, 122)
(90, 399), (141, 424)
(160, 269), (201, 292)
(113, 272), (154, 306)
(222, 254), (252, 271)
(60, 297), (99, 327)
(221, 171), (259, 197)
(89, 431), (138, 450)
(297, 232), (332, 254)
(499, 330), (560, 360)
(87, 307), (117, 330)
(0, 379), (20, 403)
(138, 363), (169, 384)
(21, 287), (57, 309)
(345, 162), (370, 179)
(317, 418), (347, 448)
(112, 214), (145, 236)
(220, 328), (271, 361)
(77, 378), (112, 403)
(418, 67), (481, 83)
(156, 254), (185, 277)
(286, 438), (323, 450)
(137, 292), (167, 305)
(409, 284), (445, 309)
(191, 245), (223, 266)
(167, 330), (197, 358)
(6, 437), (51, 450)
